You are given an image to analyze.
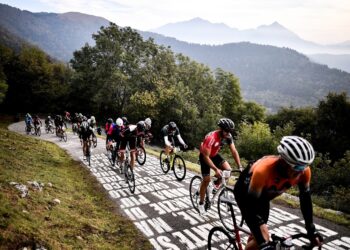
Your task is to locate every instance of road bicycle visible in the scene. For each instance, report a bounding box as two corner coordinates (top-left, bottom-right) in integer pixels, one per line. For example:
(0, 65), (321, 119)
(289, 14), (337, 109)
(25, 123), (34, 135)
(159, 141), (186, 181)
(189, 169), (240, 223)
(34, 124), (41, 136)
(45, 123), (54, 134)
(83, 137), (92, 166)
(208, 196), (322, 250)
(117, 144), (135, 193)
(56, 126), (67, 142)
(106, 140), (118, 166)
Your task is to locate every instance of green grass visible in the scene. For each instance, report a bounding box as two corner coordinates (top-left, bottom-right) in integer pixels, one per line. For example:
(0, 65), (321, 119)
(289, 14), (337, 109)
(0, 116), (152, 250)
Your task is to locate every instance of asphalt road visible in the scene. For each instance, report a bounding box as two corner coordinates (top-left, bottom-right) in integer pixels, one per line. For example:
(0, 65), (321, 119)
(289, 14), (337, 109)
(8, 121), (350, 250)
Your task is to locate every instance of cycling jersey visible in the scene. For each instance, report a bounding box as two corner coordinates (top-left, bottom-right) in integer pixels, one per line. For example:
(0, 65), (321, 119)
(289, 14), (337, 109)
(234, 155), (312, 245)
(161, 125), (180, 138)
(79, 121), (93, 140)
(200, 130), (233, 157)
(120, 125), (140, 151)
(105, 123), (114, 136)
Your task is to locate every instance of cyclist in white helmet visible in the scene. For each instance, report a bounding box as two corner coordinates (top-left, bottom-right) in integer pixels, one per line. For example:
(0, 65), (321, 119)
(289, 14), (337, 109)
(233, 136), (322, 250)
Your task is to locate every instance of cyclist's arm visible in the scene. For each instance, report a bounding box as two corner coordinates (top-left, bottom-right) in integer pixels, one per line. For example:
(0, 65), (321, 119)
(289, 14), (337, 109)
(228, 143), (242, 170)
(176, 134), (186, 146)
(164, 136), (172, 147)
(244, 170), (268, 246)
(298, 169), (316, 237)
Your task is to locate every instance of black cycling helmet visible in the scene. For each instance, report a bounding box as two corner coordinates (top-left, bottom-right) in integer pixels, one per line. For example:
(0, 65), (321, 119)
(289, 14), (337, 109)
(107, 118), (113, 124)
(218, 118), (235, 132)
(137, 121), (146, 132)
(122, 116), (129, 126)
(168, 121), (177, 130)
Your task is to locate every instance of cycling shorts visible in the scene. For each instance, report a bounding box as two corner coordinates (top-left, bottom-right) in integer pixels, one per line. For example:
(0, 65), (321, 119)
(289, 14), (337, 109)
(234, 165), (269, 227)
(120, 136), (136, 152)
(199, 153), (226, 177)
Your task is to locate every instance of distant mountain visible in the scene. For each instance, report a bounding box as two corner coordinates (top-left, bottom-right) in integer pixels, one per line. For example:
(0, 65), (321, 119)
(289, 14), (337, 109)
(141, 31), (350, 111)
(0, 3), (109, 61)
(1, 3), (350, 112)
(151, 18), (350, 55)
(308, 54), (350, 73)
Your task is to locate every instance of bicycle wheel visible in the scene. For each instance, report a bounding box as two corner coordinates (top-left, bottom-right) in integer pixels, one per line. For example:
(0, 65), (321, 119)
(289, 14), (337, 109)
(173, 155), (186, 181)
(136, 147), (146, 165)
(45, 126), (49, 134)
(159, 150), (170, 173)
(86, 147), (91, 166)
(126, 165), (135, 193)
(62, 132), (67, 142)
(218, 187), (236, 232)
(208, 226), (238, 250)
(189, 175), (202, 212)
(30, 126), (35, 135)
(37, 127), (41, 136)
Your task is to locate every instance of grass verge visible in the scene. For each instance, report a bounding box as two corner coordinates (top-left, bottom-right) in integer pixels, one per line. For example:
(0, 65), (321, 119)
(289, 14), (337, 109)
(0, 116), (152, 250)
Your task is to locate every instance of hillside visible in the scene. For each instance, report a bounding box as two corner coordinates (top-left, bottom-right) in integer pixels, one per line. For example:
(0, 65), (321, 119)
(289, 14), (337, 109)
(1, 3), (350, 112)
(142, 31), (350, 111)
(0, 4), (109, 61)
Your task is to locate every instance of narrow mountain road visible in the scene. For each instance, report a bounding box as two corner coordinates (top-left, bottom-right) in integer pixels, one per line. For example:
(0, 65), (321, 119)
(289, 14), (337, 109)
(9, 121), (350, 250)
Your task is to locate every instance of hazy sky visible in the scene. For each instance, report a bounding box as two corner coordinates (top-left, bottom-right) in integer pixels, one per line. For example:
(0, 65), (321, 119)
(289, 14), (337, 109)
(2, 0), (350, 44)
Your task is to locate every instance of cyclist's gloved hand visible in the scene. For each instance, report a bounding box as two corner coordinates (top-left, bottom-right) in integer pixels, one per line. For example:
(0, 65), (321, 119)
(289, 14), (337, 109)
(183, 144), (188, 149)
(259, 242), (274, 250)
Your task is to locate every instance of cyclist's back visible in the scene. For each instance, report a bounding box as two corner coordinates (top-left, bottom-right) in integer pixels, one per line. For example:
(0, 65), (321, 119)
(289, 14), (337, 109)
(80, 121), (93, 141)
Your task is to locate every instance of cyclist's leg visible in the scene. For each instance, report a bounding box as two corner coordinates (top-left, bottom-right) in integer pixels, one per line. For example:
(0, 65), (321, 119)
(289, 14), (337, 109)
(214, 154), (231, 187)
(199, 153), (211, 204)
(119, 138), (127, 162)
(129, 137), (137, 169)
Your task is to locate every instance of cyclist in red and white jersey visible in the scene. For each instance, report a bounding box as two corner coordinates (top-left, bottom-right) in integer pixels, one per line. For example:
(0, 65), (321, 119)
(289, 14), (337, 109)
(198, 118), (242, 215)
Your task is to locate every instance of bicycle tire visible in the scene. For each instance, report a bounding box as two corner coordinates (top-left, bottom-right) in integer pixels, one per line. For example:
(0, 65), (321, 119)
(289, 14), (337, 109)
(126, 165), (135, 193)
(136, 147), (146, 165)
(31, 126), (35, 135)
(208, 226), (238, 250)
(37, 127), (41, 136)
(189, 175), (202, 212)
(86, 147), (91, 166)
(218, 187), (236, 232)
(159, 150), (170, 173)
(173, 155), (186, 181)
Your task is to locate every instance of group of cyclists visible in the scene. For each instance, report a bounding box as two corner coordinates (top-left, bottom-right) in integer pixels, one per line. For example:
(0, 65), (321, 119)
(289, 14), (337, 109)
(23, 112), (323, 249)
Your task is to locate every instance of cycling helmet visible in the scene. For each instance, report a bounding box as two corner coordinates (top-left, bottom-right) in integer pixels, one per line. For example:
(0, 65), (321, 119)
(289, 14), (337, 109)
(137, 121), (146, 132)
(122, 116), (128, 126)
(145, 118), (152, 127)
(168, 122), (177, 130)
(218, 118), (235, 132)
(107, 118), (113, 124)
(116, 118), (123, 127)
(277, 136), (315, 170)
(91, 116), (95, 121)
(48, 116), (51, 119)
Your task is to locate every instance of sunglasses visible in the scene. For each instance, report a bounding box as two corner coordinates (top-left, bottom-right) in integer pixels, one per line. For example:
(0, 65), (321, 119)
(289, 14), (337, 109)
(292, 164), (307, 171)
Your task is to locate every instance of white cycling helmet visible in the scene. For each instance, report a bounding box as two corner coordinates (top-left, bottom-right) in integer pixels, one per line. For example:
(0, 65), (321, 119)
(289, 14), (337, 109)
(277, 136), (315, 170)
(145, 118), (152, 127)
(116, 118), (123, 127)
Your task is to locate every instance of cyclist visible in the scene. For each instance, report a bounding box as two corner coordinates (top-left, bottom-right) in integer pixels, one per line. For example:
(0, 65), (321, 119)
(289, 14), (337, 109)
(88, 115), (97, 141)
(45, 115), (53, 130)
(198, 118), (242, 215)
(233, 136), (322, 250)
(137, 117), (153, 148)
(25, 113), (33, 130)
(63, 110), (71, 123)
(105, 118), (114, 148)
(161, 121), (187, 161)
(79, 118), (94, 158)
(33, 115), (42, 130)
(119, 121), (146, 170)
(110, 118), (124, 164)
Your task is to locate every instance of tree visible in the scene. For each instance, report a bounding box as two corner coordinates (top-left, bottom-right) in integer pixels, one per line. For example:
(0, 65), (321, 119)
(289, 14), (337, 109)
(314, 92), (350, 161)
